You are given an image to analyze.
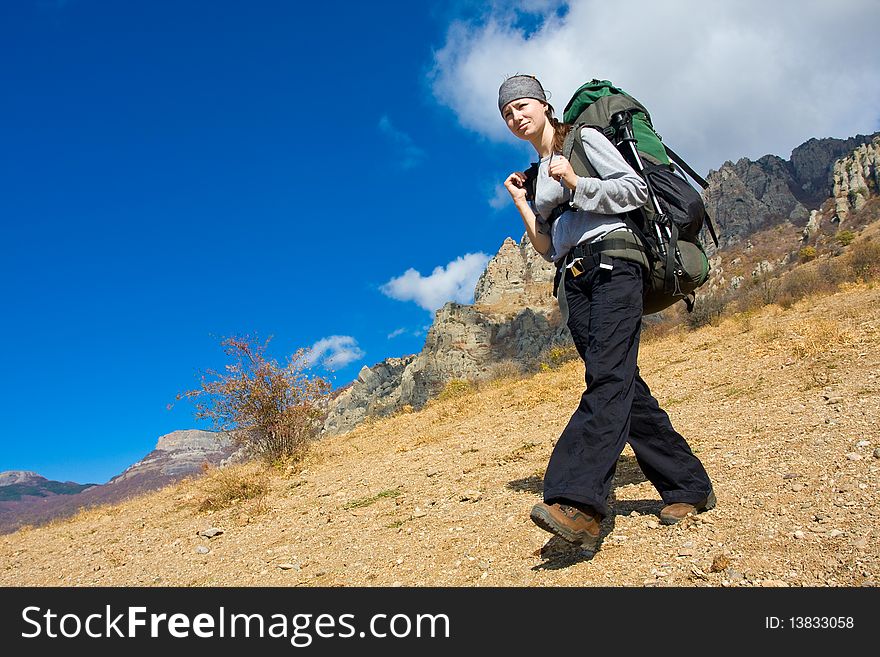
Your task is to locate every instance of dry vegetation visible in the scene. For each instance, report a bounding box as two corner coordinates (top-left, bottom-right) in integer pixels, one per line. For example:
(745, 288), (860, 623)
(2, 276), (879, 587)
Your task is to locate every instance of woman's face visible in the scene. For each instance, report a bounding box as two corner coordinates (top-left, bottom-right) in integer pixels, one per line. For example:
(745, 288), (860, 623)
(502, 98), (547, 141)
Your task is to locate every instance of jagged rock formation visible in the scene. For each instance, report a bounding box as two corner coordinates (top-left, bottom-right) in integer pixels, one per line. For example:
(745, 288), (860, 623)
(321, 356), (416, 435)
(703, 132), (879, 252)
(832, 136), (880, 222)
(322, 236), (568, 435)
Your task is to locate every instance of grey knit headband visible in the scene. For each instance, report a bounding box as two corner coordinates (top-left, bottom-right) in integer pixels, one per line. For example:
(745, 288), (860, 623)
(498, 75), (547, 114)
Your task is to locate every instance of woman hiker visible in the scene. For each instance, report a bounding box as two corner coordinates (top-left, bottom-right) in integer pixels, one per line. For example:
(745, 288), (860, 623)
(499, 74), (715, 551)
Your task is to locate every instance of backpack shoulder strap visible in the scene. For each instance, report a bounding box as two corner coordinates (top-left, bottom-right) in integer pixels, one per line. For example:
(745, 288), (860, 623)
(563, 124), (600, 179)
(522, 162), (539, 201)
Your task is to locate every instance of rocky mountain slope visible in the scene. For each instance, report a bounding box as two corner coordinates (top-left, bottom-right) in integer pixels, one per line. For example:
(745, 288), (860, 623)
(703, 132), (879, 251)
(0, 430), (237, 534)
(3, 276), (878, 587)
(322, 237), (569, 435)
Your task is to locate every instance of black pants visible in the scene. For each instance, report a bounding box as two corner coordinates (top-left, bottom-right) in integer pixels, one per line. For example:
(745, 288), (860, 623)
(543, 256), (713, 518)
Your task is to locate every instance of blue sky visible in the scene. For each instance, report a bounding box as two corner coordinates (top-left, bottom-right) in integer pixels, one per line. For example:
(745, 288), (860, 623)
(2, 0), (878, 484)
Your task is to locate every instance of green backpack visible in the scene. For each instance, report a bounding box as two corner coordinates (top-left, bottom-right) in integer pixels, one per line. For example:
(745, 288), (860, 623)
(559, 79), (720, 314)
(563, 79), (670, 166)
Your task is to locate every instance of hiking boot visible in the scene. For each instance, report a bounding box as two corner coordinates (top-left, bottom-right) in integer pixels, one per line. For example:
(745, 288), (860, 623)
(530, 501), (602, 549)
(659, 491), (717, 525)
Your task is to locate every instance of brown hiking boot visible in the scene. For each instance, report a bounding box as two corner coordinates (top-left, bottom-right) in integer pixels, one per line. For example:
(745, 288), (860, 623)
(659, 491), (717, 525)
(530, 501), (602, 549)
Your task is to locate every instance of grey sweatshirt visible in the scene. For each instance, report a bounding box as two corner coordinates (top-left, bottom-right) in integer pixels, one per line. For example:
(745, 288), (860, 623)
(530, 127), (649, 263)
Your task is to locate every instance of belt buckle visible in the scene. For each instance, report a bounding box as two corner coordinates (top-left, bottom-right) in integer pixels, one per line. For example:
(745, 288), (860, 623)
(570, 258), (585, 278)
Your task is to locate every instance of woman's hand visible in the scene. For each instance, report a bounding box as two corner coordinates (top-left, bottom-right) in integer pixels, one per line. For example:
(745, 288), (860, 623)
(504, 171), (529, 203)
(548, 155), (579, 191)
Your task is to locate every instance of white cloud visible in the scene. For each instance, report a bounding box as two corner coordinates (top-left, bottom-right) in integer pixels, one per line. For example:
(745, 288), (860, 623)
(381, 252), (491, 312)
(302, 335), (365, 371)
(430, 0), (880, 174)
(488, 184), (510, 210)
(378, 115), (426, 169)
(387, 328), (407, 339)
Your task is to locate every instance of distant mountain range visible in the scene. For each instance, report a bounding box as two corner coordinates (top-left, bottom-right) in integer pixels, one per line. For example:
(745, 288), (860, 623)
(0, 429), (238, 534)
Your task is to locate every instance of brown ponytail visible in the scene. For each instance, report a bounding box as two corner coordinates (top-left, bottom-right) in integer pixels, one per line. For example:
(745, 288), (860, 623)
(545, 105), (571, 154)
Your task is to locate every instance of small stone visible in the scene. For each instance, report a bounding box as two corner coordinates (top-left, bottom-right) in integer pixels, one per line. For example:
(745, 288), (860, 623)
(277, 563), (300, 571)
(678, 548), (695, 557)
(710, 554), (729, 572)
(793, 531), (806, 539)
(725, 568), (745, 581)
(873, 448), (880, 459)
(478, 560), (490, 570)
(782, 473), (799, 480)
(195, 546), (210, 554)
(413, 508), (427, 518)
(199, 527), (224, 538)
(646, 520), (659, 529)
(846, 453), (862, 461)
(856, 440), (870, 448)
(791, 483), (804, 492)
(426, 469), (440, 477)
(854, 538), (869, 549)
(460, 491), (482, 502)
(825, 396), (843, 405)
(827, 529), (844, 538)
(761, 579), (789, 587)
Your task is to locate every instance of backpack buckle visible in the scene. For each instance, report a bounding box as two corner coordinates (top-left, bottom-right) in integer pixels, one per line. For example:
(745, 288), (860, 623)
(570, 258), (585, 278)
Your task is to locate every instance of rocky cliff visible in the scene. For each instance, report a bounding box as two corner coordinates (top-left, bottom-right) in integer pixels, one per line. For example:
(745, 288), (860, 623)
(109, 429), (238, 482)
(322, 236), (568, 435)
(703, 132), (879, 252)
(832, 136), (880, 222)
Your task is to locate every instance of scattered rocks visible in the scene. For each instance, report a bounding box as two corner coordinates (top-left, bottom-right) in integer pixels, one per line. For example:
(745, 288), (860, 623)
(794, 531), (806, 539)
(198, 528), (224, 538)
(460, 491), (482, 503)
(195, 546), (210, 554)
(846, 453), (862, 461)
(874, 448), (880, 459)
(277, 563), (300, 571)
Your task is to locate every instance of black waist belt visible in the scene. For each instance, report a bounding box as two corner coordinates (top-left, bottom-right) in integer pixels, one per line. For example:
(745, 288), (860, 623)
(565, 237), (646, 263)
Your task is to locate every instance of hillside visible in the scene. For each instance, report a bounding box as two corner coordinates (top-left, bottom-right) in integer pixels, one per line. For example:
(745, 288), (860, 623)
(2, 279), (878, 587)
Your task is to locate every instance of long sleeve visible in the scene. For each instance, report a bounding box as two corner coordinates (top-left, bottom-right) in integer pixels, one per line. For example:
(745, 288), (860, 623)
(570, 128), (648, 214)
